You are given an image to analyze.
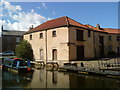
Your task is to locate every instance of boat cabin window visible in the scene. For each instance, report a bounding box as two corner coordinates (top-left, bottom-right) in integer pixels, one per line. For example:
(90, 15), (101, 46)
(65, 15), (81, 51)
(3, 59), (13, 66)
(12, 59), (27, 67)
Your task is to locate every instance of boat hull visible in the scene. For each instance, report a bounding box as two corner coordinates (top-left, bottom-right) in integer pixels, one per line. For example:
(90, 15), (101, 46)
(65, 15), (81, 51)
(2, 65), (33, 73)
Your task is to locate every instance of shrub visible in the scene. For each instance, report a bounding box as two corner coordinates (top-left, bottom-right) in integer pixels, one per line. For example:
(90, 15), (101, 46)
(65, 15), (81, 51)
(15, 40), (34, 61)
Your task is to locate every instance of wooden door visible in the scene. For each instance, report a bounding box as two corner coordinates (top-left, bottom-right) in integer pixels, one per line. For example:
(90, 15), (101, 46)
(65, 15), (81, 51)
(77, 46), (84, 60)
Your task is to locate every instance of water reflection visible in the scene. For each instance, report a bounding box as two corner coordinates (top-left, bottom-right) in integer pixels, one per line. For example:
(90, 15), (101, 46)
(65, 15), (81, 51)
(68, 73), (120, 88)
(2, 67), (120, 88)
(2, 70), (34, 88)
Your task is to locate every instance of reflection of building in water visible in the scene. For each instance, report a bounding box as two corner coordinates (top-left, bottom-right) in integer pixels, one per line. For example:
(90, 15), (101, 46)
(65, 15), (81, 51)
(69, 74), (120, 88)
(2, 71), (34, 88)
(52, 71), (57, 84)
(24, 69), (69, 88)
(3, 68), (120, 88)
(69, 74), (85, 88)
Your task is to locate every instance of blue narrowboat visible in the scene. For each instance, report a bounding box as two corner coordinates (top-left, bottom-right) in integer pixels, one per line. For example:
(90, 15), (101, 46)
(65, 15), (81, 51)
(2, 58), (33, 73)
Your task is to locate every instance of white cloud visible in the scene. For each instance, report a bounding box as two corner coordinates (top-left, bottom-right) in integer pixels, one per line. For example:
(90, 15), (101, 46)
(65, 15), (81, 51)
(41, 2), (47, 9)
(16, 5), (22, 10)
(2, 0), (22, 12)
(0, 0), (49, 31)
(36, 2), (47, 10)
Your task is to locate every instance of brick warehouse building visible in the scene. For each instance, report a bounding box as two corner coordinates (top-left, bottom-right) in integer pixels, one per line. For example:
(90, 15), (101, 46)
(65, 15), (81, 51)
(1, 26), (25, 53)
(24, 16), (120, 65)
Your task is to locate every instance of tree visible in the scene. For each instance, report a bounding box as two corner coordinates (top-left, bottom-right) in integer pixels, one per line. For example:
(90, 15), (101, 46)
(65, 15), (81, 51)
(15, 40), (34, 60)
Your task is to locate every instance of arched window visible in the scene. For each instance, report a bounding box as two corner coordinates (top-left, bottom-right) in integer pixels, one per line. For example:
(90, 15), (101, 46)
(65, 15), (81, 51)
(40, 49), (44, 60)
(52, 49), (57, 60)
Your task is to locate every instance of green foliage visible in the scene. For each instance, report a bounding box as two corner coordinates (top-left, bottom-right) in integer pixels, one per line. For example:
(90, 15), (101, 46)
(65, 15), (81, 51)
(15, 40), (34, 60)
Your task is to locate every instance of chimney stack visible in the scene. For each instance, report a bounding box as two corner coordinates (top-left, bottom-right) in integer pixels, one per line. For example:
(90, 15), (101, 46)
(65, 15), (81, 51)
(31, 25), (33, 29)
(96, 24), (101, 29)
(29, 25), (34, 30)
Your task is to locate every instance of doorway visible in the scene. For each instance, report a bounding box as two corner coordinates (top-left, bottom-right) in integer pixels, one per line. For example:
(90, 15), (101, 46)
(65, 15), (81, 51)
(52, 49), (57, 60)
(99, 36), (105, 57)
(77, 46), (84, 60)
(117, 47), (120, 56)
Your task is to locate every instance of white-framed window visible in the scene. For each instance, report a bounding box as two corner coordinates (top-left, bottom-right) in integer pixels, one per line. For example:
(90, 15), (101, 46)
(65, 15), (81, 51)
(16, 36), (20, 42)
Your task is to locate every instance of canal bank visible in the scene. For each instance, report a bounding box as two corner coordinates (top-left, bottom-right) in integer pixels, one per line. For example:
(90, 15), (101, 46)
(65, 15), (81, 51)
(30, 57), (120, 79)
(58, 58), (120, 79)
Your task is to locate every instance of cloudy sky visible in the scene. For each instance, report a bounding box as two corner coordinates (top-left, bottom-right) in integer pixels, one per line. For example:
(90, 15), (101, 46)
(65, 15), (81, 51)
(0, 0), (119, 35)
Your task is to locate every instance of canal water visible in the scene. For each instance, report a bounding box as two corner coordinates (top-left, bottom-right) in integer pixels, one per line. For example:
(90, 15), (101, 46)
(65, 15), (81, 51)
(2, 67), (120, 89)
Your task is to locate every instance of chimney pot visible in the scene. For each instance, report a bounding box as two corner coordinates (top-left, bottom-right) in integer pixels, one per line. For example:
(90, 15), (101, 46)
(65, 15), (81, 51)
(31, 25), (33, 29)
(96, 24), (101, 29)
(29, 25), (34, 30)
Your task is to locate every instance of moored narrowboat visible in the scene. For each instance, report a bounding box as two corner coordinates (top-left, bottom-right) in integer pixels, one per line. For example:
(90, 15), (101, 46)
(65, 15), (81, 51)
(2, 58), (33, 73)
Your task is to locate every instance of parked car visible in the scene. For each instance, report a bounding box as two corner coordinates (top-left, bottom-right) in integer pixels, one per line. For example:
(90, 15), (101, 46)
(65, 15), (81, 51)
(0, 51), (15, 56)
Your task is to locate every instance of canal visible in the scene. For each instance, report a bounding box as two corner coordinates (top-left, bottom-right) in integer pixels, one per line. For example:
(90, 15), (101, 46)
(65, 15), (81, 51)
(2, 67), (120, 89)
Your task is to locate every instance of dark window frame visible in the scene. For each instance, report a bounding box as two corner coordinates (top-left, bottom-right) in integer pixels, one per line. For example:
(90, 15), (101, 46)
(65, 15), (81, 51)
(88, 30), (91, 37)
(108, 35), (112, 41)
(30, 35), (32, 40)
(52, 31), (57, 37)
(40, 33), (43, 39)
(108, 45), (112, 51)
(116, 36), (120, 41)
(76, 29), (84, 41)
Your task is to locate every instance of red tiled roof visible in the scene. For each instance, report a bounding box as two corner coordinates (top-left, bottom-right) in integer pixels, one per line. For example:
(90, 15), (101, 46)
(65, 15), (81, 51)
(25, 16), (88, 34)
(84, 24), (106, 32)
(102, 28), (120, 34)
(85, 24), (120, 34)
(25, 16), (120, 34)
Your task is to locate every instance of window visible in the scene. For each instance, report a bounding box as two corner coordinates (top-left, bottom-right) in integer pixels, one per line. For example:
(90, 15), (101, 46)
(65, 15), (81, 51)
(99, 36), (104, 45)
(116, 36), (120, 41)
(88, 30), (91, 37)
(7, 37), (11, 43)
(16, 36), (20, 42)
(30, 35), (32, 40)
(108, 45), (112, 51)
(76, 30), (84, 41)
(16, 45), (19, 48)
(40, 49), (44, 60)
(7, 46), (11, 51)
(40, 33), (43, 39)
(117, 47), (120, 56)
(52, 31), (56, 37)
(108, 35), (112, 41)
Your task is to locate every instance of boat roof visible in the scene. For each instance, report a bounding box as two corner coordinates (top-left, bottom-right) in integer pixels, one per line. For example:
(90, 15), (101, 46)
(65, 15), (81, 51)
(4, 58), (22, 61)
